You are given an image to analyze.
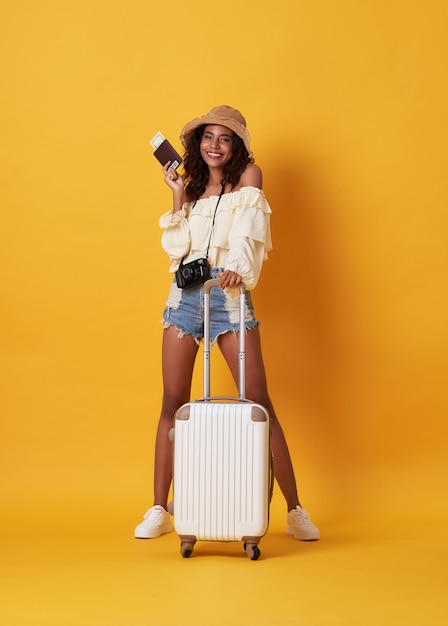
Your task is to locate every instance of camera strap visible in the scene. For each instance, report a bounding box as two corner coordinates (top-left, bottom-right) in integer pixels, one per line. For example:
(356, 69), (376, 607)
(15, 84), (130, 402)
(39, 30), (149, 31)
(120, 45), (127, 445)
(205, 182), (225, 259)
(180, 182), (225, 270)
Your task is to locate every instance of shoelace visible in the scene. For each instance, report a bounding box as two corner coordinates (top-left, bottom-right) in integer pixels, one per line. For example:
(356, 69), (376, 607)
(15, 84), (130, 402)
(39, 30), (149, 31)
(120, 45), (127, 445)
(292, 507), (309, 522)
(144, 507), (164, 520)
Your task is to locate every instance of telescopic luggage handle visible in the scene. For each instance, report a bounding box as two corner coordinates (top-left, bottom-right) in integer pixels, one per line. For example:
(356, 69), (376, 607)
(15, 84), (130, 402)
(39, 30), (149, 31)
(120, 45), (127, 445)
(203, 279), (246, 400)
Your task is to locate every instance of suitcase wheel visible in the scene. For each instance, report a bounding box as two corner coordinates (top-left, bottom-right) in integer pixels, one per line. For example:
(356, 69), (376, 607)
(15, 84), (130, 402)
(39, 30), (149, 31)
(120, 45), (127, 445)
(244, 542), (261, 561)
(180, 541), (195, 558)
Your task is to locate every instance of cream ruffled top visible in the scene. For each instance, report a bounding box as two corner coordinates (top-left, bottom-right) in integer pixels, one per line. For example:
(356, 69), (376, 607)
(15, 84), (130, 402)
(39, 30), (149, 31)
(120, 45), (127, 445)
(159, 186), (273, 291)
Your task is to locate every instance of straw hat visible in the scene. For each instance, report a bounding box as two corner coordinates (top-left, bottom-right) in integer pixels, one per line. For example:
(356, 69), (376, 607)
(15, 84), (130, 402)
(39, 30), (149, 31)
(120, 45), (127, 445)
(180, 105), (252, 157)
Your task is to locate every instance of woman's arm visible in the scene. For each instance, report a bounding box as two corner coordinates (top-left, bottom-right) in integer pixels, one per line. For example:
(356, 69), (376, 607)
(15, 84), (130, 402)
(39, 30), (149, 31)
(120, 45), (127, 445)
(219, 184), (273, 291)
(159, 162), (191, 268)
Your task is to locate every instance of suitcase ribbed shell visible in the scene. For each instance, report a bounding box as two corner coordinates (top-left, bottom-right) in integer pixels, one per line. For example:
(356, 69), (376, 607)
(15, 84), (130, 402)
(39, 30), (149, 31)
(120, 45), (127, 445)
(173, 401), (270, 541)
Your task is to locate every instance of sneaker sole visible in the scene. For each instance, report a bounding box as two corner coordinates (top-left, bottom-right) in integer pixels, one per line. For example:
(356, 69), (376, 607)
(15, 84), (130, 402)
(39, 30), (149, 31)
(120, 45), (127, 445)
(286, 524), (320, 541)
(134, 525), (172, 539)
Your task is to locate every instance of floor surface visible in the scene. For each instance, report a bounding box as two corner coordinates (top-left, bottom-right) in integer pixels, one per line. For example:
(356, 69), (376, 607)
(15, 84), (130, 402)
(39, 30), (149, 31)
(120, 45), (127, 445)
(1, 497), (446, 626)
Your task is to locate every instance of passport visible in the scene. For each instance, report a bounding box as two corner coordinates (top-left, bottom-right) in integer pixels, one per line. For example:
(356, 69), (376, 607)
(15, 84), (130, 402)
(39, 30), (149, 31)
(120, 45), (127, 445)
(150, 131), (183, 169)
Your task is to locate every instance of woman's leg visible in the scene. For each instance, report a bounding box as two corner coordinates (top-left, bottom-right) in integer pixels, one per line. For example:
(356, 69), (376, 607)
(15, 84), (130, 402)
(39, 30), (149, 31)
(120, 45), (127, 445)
(218, 327), (301, 512)
(153, 325), (199, 508)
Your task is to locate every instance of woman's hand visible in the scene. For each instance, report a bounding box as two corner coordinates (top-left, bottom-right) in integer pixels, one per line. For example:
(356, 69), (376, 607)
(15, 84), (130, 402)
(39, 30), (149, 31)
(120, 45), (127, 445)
(163, 161), (184, 194)
(163, 162), (186, 213)
(218, 270), (242, 289)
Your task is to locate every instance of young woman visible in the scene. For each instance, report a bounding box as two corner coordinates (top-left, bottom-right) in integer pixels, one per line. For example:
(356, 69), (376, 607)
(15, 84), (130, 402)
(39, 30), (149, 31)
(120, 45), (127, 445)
(135, 105), (319, 541)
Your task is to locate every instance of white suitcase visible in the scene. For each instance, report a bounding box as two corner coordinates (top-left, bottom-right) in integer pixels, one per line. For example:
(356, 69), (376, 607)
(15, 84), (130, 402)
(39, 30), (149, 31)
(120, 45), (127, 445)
(171, 279), (273, 560)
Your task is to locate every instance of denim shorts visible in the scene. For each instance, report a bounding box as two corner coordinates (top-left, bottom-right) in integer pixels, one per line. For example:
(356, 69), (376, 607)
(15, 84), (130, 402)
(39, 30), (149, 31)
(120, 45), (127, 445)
(162, 268), (259, 343)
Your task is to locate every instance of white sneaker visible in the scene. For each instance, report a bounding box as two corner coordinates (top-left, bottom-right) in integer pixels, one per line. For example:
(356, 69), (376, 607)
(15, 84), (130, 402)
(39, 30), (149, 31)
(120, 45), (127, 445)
(286, 506), (320, 541)
(134, 505), (172, 539)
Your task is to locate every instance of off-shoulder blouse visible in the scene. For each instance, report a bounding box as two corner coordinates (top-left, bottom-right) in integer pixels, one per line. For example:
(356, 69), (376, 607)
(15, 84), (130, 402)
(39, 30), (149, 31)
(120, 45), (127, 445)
(159, 186), (272, 291)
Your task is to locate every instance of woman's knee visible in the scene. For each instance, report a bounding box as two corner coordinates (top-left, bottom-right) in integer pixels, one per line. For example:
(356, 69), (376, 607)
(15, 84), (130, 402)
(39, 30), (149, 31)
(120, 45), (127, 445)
(246, 385), (271, 410)
(160, 392), (188, 420)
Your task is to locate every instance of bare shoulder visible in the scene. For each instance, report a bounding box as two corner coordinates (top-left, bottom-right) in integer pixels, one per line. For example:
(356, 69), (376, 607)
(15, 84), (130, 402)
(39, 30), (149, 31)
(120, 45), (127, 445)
(239, 162), (263, 189)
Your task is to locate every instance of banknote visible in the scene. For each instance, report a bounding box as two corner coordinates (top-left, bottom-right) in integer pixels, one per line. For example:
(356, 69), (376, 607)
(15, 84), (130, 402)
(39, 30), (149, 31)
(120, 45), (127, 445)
(150, 131), (165, 150)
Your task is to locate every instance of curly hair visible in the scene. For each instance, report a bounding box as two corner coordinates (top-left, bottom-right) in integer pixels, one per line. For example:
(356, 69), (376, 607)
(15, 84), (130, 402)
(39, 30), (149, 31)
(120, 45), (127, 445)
(183, 125), (253, 201)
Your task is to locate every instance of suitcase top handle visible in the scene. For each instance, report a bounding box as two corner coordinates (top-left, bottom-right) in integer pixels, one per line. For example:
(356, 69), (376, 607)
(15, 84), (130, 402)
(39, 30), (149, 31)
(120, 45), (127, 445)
(203, 278), (245, 296)
(203, 278), (246, 400)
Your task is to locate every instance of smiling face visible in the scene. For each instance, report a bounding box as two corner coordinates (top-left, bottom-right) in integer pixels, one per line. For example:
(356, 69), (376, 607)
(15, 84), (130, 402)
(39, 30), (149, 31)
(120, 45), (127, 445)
(200, 124), (234, 169)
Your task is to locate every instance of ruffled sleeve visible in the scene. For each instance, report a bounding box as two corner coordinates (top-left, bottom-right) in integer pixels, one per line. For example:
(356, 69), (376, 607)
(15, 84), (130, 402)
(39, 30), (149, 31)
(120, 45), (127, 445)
(214, 187), (272, 291)
(159, 205), (191, 268)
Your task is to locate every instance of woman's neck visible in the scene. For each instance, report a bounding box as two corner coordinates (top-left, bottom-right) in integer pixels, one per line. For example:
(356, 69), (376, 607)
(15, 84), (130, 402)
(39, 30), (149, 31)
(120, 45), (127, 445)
(203, 172), (225, 195)
(206, 180), (224, 192)
(207, 172), (224, 188)
(199, 180), (227, 200)
(196, 169), (227, 199)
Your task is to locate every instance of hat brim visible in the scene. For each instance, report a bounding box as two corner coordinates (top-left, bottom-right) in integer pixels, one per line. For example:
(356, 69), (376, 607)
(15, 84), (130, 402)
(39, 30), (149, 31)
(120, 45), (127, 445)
(180, 114), (252, 158)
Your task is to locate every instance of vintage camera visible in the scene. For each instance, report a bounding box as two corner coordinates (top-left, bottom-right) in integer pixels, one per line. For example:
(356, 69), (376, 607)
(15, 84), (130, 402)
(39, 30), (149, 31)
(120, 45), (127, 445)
(175, 256), (210, 289)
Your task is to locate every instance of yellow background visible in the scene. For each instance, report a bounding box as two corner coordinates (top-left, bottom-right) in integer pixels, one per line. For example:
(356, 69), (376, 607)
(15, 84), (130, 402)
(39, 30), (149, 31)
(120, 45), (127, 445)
(1, 1), (447, 625)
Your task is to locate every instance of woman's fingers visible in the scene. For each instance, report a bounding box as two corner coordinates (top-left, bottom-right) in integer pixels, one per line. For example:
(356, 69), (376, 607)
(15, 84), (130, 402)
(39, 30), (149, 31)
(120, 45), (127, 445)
(218, 271), (242, 288)
(163, 162), (184, 190)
